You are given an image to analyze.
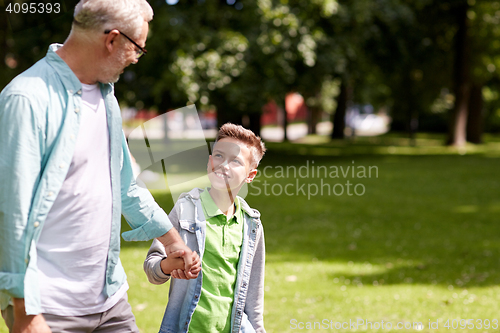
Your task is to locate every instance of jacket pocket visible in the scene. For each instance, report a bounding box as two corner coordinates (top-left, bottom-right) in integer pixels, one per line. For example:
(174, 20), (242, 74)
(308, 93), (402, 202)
(179, 220), (196, 233)
(178, 220), (198, 250)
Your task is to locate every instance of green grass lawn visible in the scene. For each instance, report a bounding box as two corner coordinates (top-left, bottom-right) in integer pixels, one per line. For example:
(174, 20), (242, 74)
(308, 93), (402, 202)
(2, 133), (500, 333)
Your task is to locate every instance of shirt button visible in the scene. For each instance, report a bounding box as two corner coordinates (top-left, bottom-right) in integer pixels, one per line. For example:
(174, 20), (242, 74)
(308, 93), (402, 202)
(70, 134), (75, 140)
(24, 258), (29, 264)
(74, 108), (80, 113)
(194, 295), (199, 299)
(47, 191), (54, 197)
(59, 163), (65, 169)
(34, 221), (40, 228)
(77, 90), (82, 95)
(69, 89), (73, 94)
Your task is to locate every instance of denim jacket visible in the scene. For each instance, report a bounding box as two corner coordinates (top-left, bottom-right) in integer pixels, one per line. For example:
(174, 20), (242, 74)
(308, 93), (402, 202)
(144, 188), (266, 333)
(0, 44), (172, 314)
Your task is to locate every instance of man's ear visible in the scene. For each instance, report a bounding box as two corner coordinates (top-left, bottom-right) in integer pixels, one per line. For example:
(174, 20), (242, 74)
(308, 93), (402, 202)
(246, 169), (258, 183)
(104, 29), (120, 53)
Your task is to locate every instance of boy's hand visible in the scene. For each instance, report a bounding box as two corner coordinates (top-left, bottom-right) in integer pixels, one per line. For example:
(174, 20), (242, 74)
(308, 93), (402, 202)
(158, 228), (194, 271)
(171, 251), (201, 280)
(160, 250), (186, 275)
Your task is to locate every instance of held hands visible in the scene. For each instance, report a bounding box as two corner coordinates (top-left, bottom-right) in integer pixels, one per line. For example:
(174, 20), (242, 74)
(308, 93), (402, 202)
(160, 250), (201, 280)
(158, 228), (201, 279)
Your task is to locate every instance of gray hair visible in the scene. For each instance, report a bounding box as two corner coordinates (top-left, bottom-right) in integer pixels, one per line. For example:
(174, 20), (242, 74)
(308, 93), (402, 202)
(73, 0), (153, 38)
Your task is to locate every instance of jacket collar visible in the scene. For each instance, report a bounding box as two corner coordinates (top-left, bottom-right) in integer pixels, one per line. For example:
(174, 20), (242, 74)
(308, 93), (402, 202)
(180, 187), (261, 220)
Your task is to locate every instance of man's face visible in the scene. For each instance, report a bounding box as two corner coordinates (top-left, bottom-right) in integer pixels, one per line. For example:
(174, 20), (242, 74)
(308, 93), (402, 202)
(98, 20), (149, 84)
(207, 138), (256, 192)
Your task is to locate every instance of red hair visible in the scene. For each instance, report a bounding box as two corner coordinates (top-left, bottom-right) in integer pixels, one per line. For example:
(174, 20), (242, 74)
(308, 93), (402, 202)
(216, 123), (266, 167)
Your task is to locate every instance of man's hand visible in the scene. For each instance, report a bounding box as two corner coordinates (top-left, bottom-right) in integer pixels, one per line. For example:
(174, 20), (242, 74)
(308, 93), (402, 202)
(158, 228), (193, 271)
(171, 251), (202, 280)
(12, 298), (51, 333)
(160, 250), (186, 275)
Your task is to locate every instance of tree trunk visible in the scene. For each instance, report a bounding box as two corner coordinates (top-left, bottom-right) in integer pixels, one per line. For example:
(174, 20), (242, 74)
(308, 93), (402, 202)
(409, 93), (418, 146)
(466, 83), (483, 144)
(281, 98), (289, 142)
(331, 81), (348, 139)
(447, 3), (470, 147)
(216, 103), (242, 128)
(308, 106), (320, 135)
(248, 112), (262, 137)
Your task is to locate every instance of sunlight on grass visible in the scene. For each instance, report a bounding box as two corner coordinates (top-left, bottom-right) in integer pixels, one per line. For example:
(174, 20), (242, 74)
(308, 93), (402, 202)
(2, 135), (498, 333)
(277, 132), (500, 158)
(119, 142), (500, 333)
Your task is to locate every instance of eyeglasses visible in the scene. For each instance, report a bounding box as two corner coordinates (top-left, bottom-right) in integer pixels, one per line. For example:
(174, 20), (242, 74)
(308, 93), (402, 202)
(104, 29), (147, 59)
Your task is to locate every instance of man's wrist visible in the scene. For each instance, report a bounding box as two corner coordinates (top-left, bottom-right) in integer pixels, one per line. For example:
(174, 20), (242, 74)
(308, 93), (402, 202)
(158, 228), (182, 249)
(13, 298), (26, 315)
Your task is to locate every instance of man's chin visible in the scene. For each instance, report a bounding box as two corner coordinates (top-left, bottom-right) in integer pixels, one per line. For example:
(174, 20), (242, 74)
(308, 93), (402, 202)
(98, 75), (121, 84)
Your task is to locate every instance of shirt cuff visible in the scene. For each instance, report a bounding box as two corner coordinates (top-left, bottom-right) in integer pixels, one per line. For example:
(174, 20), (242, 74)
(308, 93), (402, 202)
(122, 209), (173, 241)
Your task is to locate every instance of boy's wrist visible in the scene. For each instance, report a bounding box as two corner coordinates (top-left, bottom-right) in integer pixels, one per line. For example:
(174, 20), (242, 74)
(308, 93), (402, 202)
(160, 257), (173, 276)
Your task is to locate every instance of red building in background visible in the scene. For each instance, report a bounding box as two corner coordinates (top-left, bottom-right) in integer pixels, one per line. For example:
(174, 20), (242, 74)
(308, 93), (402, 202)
(261, 93), (308, 126)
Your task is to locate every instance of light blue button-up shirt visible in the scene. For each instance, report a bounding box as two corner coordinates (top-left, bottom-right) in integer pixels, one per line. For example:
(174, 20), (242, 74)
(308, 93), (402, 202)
(0, 44), (172, 315)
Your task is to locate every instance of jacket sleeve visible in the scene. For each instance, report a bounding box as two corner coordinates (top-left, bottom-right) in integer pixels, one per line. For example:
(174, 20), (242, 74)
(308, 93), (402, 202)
(143, 205), (180, 284)
(144, 238), (170, 285)
(0, 93), (42, 302)
(120, 133), (173, 241)
(245, 223), (266, 332)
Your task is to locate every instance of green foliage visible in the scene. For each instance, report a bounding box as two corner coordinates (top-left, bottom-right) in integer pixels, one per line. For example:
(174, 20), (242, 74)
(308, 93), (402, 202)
(0, 0), (74, 89)
(1, 134), (500, 333)
(3, 0), (500, 135)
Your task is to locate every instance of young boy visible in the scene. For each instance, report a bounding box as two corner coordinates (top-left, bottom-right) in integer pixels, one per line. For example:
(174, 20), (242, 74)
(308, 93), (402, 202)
(144, 123), (267, 333)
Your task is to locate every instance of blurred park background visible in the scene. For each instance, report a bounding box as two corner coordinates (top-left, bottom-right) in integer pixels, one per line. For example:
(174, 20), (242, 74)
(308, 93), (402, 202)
(2, 0), (500, 332)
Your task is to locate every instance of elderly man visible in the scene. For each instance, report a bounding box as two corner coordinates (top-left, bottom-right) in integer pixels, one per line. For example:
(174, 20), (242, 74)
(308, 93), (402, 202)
(0, 0), (200, 332)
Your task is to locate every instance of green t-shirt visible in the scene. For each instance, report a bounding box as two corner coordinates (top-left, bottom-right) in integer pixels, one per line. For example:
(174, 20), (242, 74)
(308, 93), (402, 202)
(188, 189), (244, 333)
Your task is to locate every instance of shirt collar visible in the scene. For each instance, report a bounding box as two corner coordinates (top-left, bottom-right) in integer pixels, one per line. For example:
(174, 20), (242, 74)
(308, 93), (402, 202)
(45, 44), (113, 96)
(200, 188), (243, 224)
(46, 44), (82, 94)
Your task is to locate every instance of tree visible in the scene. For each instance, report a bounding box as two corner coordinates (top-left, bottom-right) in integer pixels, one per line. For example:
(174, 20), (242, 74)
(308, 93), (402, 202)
(0, 2), (73, 89)
(447, 1), (471, 146)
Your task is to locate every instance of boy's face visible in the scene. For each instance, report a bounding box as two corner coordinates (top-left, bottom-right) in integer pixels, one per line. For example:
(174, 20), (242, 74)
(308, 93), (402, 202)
(207, 138), (258, 192)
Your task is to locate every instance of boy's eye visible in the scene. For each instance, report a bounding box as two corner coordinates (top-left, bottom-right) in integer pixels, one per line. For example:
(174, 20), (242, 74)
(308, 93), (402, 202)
(214, 154), (223, 158)
(232, 159), (242, 165)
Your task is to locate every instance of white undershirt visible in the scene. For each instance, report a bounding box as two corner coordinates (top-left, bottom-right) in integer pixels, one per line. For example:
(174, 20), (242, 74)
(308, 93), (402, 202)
(37, 83), (127, 316)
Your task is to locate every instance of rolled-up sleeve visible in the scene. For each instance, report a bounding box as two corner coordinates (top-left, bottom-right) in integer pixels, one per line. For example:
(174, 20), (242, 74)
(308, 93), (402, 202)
(0, 93), (42, 304)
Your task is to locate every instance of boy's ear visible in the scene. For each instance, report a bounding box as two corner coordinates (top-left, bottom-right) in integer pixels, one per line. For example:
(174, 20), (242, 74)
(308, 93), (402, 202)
(207, 155), (213, 171)
(246, 169), (258, 183)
